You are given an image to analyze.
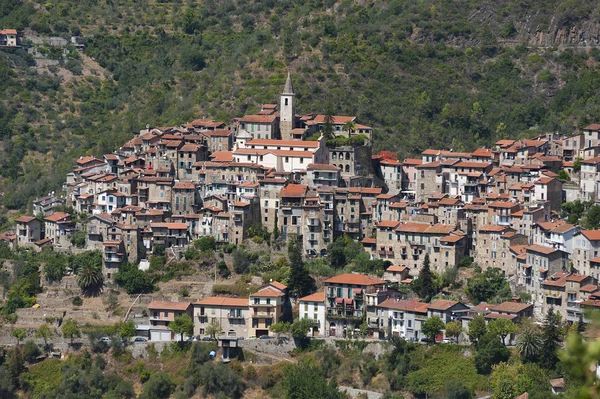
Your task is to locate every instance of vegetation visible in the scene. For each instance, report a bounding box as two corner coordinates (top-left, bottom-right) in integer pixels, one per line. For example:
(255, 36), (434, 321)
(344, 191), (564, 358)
(61, 319), (81, 345)
(412, 253), (437, 301)
(169, 314), (195, 343)
(466, 267), (512, 304)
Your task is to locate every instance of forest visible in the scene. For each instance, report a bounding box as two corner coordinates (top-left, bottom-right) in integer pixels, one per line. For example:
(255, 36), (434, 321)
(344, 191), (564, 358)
(1, 0), (600, 210)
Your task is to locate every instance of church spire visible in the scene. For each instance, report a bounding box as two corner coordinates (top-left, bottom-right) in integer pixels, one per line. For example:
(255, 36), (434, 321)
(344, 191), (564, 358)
(283, 71), (294, 94)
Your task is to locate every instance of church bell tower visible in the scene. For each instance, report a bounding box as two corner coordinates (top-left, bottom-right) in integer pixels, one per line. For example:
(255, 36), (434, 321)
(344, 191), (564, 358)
(280, 71), (295, 140)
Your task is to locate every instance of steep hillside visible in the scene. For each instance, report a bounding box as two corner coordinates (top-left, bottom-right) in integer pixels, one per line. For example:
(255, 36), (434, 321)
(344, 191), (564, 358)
(2, 0), (600, 213)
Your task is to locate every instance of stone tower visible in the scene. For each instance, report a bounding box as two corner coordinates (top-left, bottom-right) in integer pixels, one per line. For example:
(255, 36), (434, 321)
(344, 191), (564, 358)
(280, 71), (295, 140)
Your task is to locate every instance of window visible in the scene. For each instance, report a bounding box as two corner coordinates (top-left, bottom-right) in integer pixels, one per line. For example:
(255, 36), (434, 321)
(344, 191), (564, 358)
(304, 303), (308, 311)
(252, 319), (258, 328)
(285, 98), (288, 106)
(254, 298), (260, 305)
(285, 157), (289, 163)
(266, 298), (271, 305)
(164, 312), (168, 317)
(347, 288), (352, 298)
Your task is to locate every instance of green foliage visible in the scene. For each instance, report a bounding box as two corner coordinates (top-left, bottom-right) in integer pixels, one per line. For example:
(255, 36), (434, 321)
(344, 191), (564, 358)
(71, 296), (83, 306)
(194, 236), (216, 252)
(517, 327), (542, 363)
(205, 318), (223, 339)
(443, 379), (474, 399)
(114, 262), (155, 294)
(140, 371), (174, 399)
(23, 340), (41, 363)
(43, 254), (67, 282)
(22, 358), (62, 398)
(445, 321), (463, 342)
(217, 260), (231, 278)
(35, 324), (54, 346)
(488, 318), (518, 345)
(69, 230), (86, 248)
(290, 318), (315, 340)
(232, 248), (251, 274)
(283, 361), (343, 399)
(560, 199), (592, 225)
(557, 169), (570, 181)
(287, 235), (315, 297)
(169, 314), (194, 342)
(489, 362), (551, 399)
(196, 362), (245, 398)
(474, 332), (510, 374)
(72, 251), (103, 295)
(412, 254), (437, 302)
(61, 319), (81, 344)
(406, 346), (486, 396)
(421, 316), (445, 342)
(581, 205), (600, 230)
(466, 268), (512, 304)
(539, 306), (563, 370)
(11, 328), (26, 345)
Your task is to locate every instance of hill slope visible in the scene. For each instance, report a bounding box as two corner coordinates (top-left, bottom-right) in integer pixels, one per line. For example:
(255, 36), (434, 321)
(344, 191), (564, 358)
(2, 0), (600, 212)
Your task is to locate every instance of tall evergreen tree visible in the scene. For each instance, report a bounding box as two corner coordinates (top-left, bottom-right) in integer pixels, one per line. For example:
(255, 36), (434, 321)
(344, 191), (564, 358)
(413, 253), (436, 302)
(539, 306), (562, 370)
(287, 235), (315, 297)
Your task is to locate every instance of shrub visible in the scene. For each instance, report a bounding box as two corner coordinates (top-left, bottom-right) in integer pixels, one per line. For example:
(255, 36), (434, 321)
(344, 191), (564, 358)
(71, 296), (83, 306)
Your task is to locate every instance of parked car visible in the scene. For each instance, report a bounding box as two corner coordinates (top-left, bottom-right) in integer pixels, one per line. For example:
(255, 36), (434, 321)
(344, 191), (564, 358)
(133, 337), (148, 343)
(259, 335), (274, 340)
(247, 336), (257, 340)
(186, 336), (198, 342)
(442, 338), (457, 344)
(201, 337), (216, 342)
(420, 337), (434, 343)
(99, 337), (111, 343)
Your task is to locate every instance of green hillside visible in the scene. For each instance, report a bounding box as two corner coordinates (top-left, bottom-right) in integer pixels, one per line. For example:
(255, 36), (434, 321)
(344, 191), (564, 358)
(2, 0), (600, 212)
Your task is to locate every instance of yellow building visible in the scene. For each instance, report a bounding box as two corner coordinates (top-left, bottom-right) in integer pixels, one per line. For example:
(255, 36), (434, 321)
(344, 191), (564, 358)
(249, 281), (287, 337)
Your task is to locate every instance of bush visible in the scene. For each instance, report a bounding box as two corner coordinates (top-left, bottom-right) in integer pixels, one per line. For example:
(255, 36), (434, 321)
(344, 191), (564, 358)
(71, 296), (83, 306)
(23, 340), (41, 363)
(217, 261), (231, 278)
(194, 236), (216, 251)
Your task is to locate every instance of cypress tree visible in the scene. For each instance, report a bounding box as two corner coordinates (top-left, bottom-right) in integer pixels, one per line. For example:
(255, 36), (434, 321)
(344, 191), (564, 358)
(539, 306), (562, 370)
(287, 235), (315, 297)
(415, 253), (436, 302)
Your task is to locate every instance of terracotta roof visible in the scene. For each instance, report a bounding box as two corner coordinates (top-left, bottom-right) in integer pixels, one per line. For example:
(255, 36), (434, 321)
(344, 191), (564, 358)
(307, 115), (356, 124)
(44, 212), (71, 222)
(251, 287), (285, 297)
(485, 312), (517, 320)
(526, 244), (557, 255)
(403, 158), (422, 166)
(193, 297), (249, 307)
(150, 223), (188, 229)
(386, 265), (407, 273)
(581, 230), (600, 241)
(584, 124), (600, 131)
(209, 151), (234, 162)
(378, 298), (428, 313)
(15, 216), (36, 223)
(491, 302), (532, 314)
(428, 299), (460, 311)
(361, 237), (377, 244)
(239, 114), (278, 123)
(247, 139), (319, 148)
(377, 220), (401, 229)
(441, 235), (463, 243)
(280, 184), (308, 198)
(174, 181), (196, 189)
(201, 129), (232, 137)
(478, 225), (511, 233)
(394, 222), (430, 233)
(454, 161), (491, 169)
(147, 301), (191, 311)
(580, 284), (599, 293)
(299, 292), (325, 302)
(323, 273), (386, 286)
(307, 163), (340, 171)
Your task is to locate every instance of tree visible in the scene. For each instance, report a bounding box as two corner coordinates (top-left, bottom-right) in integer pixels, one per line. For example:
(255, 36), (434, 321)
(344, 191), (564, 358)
(443, 379), (474, 399)
(116, 320), (136, 339)
(0, 366), (16, 399)
(61, 319), (81, 344)
(421, 316), (444, 342)
(205, 318), (223, 339)
(283, 362), (343, 399)
(488, 318), (517, 346)
(270, 321), (291, 339)
(23, 340), (41, 363)
(72, 251), (104, 295)
(43, 256), (66, 282)
(582, 205), (600, 230)
(140, 371), (175, 399)
(539, 306), (562, 370)
(474, 332), (510, 374)
(197, 362), (245, 398)
(290, 318), (315, 340)
(465, 268), (512, 304)
(11, 328), (26, 345)
(170, 314), (194, 342)
(412, 254), (436, 301)
(286, 236), (315, 297)
(194, 236), (216, 251)
(232, 248), (250, 274)
(557, 170), (570, 182)
(445, 321), (463, 343)
(114, 262), (155, 294)
(35, 324), (54, 349)
(516, 328), (542, 363)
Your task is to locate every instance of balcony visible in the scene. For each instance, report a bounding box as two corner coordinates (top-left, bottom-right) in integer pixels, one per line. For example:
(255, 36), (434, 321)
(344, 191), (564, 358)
(251, 312), (274, 318)
(228, 313), (244, 319)
(307, 217), (320, 227)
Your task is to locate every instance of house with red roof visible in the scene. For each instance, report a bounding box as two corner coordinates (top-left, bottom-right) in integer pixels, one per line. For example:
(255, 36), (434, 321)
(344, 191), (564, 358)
(323, 273), (387, 337)
(248, 281), (288, 338)
(193, 297), (250, 338)
(147, 301), (193, 341)
(0, 29), (18, 47)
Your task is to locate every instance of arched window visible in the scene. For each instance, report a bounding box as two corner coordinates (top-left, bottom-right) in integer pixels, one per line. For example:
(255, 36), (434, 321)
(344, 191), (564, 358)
(332, 153), (337, 159)
(345, 165), (350, 172)
(345, 152), (350, 160)
(285, 98), (289, 106)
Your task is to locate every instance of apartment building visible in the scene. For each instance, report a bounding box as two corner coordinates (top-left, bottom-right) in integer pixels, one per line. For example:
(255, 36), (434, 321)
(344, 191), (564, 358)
(148, 301), (193, 341)
(193, 297), (250, 338)
(298, 292), (326, 337)
(248, 282), (287, 338)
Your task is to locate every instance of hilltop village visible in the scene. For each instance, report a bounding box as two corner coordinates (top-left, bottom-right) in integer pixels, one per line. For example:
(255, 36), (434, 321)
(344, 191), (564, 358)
(5, 73), (600, 343)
